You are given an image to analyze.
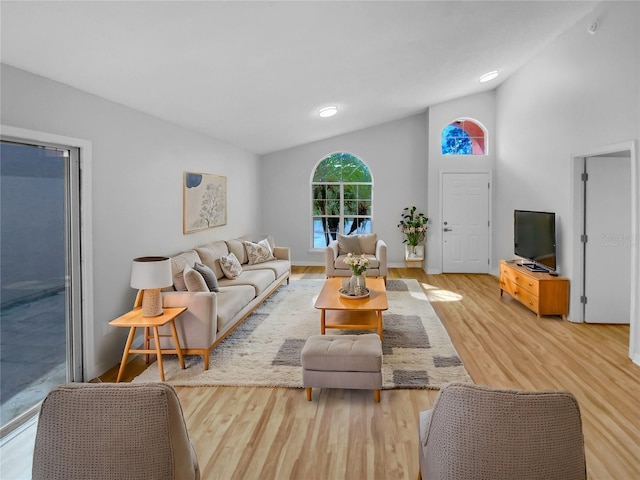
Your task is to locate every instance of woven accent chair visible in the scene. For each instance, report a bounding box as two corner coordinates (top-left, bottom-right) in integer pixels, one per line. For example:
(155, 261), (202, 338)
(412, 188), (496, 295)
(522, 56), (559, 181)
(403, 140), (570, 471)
(32, 382), (200, 480)
(418, 383), (586, 480)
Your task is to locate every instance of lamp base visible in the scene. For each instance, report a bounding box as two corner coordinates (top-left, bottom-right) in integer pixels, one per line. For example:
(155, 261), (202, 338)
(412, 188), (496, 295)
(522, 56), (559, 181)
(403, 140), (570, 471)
(141, 288), (163, 317)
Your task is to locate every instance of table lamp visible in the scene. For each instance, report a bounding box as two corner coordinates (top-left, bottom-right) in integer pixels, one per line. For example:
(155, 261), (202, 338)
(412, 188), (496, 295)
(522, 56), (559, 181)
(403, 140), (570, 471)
(130, 256), (173, 317)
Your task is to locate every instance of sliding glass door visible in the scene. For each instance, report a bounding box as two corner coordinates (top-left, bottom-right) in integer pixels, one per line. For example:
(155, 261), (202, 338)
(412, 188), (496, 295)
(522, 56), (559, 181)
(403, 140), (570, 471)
(0, 139), (82, 436)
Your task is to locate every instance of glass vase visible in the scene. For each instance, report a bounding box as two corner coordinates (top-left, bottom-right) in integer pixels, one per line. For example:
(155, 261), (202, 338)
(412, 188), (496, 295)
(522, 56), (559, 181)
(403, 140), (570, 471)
(349, 272), (367, 295)
(406, 244), (424, 259)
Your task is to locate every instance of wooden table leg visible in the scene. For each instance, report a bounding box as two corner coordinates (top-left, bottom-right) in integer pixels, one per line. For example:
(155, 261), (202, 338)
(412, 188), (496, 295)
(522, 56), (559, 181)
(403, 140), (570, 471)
(320, 309), (326, 334)
(377, 311), (384, 340)
(144, 326), (150, 364)
(116, 326), (137, 383)
(169, 319), (185, 369)
(152, 326), (165, 381)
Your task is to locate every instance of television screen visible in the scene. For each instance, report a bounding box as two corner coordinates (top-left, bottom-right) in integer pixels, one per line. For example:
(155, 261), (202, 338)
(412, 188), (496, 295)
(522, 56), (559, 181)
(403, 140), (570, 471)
(514, 210), (556, 271)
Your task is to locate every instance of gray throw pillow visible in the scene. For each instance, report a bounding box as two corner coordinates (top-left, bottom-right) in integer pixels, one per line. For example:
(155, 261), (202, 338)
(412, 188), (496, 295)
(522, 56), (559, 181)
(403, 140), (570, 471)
(358, 233), (378, 254)
(194, 262), (219, 292)
(338, 234), (362, 255)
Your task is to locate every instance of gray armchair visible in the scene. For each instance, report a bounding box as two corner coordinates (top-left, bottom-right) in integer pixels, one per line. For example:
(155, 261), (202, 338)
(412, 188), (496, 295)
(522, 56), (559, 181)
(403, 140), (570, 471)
(32, 382), (200, 480)
(325, 233), (387, 282)
(418, 383), (586, 480)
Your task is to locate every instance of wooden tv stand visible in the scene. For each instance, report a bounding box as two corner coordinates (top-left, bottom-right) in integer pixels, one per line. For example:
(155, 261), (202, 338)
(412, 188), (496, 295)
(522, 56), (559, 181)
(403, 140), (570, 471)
(499, 260), (569, 320)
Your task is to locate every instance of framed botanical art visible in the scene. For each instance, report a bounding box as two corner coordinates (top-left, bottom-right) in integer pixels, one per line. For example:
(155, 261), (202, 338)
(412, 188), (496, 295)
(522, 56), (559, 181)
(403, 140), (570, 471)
(183, 172), (227, 234)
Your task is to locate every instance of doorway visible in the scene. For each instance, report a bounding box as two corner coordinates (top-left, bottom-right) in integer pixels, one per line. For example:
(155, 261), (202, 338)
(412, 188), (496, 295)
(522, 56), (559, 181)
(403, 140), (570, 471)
(441, 172), (490, 273)
(582, 155), (631, 323)
(570, 141), (639, 364)
(0, 139), (83, 436)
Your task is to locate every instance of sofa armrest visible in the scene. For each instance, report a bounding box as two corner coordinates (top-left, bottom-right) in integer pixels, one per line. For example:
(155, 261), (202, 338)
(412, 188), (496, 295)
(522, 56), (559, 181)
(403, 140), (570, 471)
(375, 239), (388, 276)
(325, 240), (339, 276)
(162, 291), (217, 348)
(273, 246), (290, 261)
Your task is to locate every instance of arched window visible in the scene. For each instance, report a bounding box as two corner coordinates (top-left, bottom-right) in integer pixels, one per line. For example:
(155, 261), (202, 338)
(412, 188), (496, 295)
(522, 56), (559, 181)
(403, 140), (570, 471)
(442, 118), (486, 155)
(311, 152), (373, 248)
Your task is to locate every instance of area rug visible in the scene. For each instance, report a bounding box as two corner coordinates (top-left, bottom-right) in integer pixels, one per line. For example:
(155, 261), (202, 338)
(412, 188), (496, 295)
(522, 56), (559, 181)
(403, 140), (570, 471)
(133, 278), (472, 389)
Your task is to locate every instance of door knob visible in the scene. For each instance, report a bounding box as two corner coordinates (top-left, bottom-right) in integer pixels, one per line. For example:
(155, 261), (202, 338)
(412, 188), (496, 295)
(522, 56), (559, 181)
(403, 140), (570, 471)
(443, 228), (452, 232)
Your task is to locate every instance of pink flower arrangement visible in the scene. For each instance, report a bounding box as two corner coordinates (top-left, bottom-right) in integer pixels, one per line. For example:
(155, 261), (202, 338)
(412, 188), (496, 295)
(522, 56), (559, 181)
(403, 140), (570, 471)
(398, 206), (428, 246)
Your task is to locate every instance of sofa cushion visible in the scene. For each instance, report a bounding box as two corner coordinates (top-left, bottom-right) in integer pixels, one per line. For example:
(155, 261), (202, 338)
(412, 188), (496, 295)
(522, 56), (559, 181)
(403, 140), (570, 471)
(334, 254), (380, 270)
(170, 250), (202, 291)
(358, 233), (378, 255)
(338, 234), (362, 255)
(183, 265), (209, 292)
(196, 241), (228, 280)
(215, 285), (256, 332)
(244, 239), (275, 265)
(242, 259), (290, 279)
(218, 269), (276, 296)
(225, 239), (247, 264)
(220, 252), (243, 279)
(194, 262), (219, 292)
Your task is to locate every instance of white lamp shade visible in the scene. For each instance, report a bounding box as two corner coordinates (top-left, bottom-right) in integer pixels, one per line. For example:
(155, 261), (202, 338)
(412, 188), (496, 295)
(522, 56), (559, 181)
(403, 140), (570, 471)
(130, 257), (173, 289)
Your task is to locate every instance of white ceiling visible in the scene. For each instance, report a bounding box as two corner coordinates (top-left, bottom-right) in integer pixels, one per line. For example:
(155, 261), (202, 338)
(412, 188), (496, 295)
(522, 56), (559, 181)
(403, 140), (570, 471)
(1, 1), (598, 155)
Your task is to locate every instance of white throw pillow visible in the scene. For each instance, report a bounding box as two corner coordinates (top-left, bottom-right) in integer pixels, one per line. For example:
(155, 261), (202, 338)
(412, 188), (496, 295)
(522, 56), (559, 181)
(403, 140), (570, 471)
(183, 265), (209, 292)
(170, 250), (201, 291)
(244, 239), (275, 265)
(220, 252), (243, 279)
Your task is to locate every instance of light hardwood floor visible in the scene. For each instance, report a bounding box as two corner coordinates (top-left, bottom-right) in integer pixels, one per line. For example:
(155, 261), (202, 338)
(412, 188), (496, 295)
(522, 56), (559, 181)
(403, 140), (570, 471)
(105, 266), (640, 480)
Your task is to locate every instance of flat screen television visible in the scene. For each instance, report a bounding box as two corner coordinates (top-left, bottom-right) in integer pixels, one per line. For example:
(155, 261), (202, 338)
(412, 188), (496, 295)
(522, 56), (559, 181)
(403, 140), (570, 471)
(514, 210), (556, 272)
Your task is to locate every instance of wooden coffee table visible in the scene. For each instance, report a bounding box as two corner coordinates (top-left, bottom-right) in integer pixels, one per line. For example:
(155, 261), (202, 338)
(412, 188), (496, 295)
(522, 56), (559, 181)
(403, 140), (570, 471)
(314, 277), (389, 339)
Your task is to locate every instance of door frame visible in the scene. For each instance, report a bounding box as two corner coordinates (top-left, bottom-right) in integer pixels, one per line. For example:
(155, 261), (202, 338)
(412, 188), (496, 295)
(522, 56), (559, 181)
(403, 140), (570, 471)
(439, 170), (493, 274)
(1, 124), (94, 380)
(570, 140), (638, 364)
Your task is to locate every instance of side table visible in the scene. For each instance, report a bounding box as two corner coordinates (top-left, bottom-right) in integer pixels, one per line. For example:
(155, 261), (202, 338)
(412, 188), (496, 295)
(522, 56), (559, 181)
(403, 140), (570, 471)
(109, 306), (187, 382)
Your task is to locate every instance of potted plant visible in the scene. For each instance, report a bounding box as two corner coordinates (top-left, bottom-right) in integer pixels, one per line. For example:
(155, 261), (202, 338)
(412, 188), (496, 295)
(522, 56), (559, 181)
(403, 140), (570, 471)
(398, 206), (428, 258)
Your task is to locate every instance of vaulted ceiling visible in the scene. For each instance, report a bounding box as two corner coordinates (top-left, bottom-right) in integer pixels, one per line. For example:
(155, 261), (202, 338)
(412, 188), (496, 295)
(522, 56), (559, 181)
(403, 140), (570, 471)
(1, 1), (598, 154)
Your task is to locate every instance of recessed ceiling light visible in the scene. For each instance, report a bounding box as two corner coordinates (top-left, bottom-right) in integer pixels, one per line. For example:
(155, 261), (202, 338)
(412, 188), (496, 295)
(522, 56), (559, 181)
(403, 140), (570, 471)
(318, 106), (338, 118)
(479, 71), (499, 83)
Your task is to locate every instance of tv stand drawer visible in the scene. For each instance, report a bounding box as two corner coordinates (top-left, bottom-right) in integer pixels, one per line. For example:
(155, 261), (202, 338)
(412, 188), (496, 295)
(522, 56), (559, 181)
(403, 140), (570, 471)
(499, 260), (569, 320)
(500, 264), (539, 296)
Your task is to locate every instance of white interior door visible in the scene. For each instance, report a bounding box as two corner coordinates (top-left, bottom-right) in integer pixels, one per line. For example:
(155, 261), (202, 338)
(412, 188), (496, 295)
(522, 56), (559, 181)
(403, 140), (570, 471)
(442, 173), (489, 273)
(583, 156), (631, 324)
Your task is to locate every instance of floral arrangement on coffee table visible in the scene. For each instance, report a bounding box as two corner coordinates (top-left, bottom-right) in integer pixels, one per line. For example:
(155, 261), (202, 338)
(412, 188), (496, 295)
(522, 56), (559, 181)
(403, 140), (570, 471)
(344, 253), (369, 275)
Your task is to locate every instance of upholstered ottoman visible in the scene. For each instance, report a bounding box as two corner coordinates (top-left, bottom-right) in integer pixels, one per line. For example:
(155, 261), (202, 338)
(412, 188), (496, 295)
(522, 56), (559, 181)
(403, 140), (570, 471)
(301, 334), (383, 402)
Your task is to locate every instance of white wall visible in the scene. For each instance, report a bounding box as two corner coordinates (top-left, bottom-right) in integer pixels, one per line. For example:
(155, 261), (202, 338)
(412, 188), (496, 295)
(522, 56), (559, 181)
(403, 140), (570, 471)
(260, 113), (428, 267)
(494, 1), (639, 360)
(426, 91), (496, 273)
(495, 1), (639, 274)
(1, 64), (261, 379)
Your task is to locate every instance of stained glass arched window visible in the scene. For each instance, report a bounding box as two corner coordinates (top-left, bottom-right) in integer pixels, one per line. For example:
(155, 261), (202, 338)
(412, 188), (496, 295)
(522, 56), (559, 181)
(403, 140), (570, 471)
(442, 119), (486, 155)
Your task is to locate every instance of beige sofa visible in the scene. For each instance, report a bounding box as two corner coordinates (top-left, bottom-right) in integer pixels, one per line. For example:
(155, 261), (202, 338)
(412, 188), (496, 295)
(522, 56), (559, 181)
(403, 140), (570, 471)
(325, 233), (387, 281)
(155, 238), (290, 369)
